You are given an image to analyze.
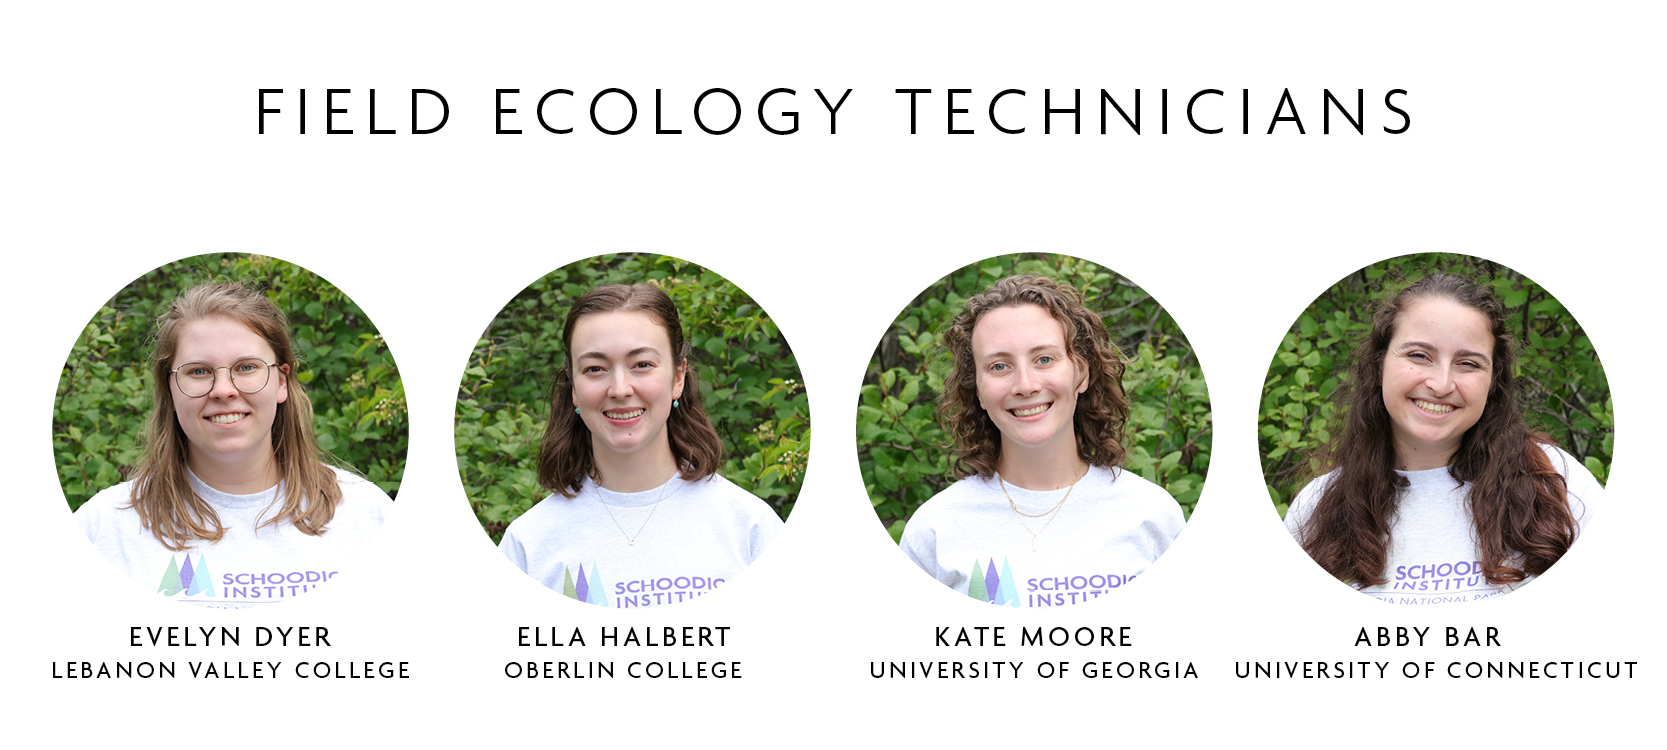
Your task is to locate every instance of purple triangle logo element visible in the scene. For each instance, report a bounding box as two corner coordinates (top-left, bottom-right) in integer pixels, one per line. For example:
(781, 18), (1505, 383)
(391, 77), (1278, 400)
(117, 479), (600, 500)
(179, 554), (196, 593)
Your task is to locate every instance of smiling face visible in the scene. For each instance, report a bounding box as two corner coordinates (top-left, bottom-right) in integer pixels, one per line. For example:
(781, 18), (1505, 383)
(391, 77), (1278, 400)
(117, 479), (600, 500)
(972, 304), (1089, 457)
(1379, 297), (1495, 470)
(570, 310), (687, 465)
(171, 316), (289, 471)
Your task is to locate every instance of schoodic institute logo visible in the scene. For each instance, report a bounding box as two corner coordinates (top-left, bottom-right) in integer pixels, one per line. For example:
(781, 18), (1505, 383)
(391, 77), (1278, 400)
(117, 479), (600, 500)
(968, 558), (1020, 606)
(157, 554), (216, 598)
(562, 563), (610, 607)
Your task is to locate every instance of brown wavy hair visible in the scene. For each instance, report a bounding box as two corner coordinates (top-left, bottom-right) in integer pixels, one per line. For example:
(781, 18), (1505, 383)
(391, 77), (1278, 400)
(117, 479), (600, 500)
(939, 274), (1129, 479)
(128, 283), (342, 551)
(1295, 272), (1578, 588)
(536, 284), (723, 497)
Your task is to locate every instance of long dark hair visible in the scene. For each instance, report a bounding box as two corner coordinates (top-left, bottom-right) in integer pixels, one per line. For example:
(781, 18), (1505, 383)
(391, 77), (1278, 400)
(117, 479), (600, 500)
(536, 284), (723, 497)
(1296, 272), (1577, 587)
(938, 274), (1129, 478)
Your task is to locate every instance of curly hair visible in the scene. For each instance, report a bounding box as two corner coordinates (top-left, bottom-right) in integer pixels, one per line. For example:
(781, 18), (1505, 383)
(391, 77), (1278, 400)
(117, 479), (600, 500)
(129, 282), (342, 550)
(938, 274), (1129, 478)
(1295, 271), (1578, 588)
(536, 284), (723, 497)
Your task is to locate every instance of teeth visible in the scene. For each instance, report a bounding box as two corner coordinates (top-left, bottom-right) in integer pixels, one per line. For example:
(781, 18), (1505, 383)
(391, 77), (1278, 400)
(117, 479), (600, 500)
(1012, 404), (1050, 418)
(1414, 400), (1454, 415)
(209, 413), (247, 424)
(605, 409), (645, 419)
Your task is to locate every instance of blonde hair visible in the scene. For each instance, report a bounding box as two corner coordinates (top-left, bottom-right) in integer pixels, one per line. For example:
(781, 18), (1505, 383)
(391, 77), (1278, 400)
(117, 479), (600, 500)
(127, 283), (342, 550)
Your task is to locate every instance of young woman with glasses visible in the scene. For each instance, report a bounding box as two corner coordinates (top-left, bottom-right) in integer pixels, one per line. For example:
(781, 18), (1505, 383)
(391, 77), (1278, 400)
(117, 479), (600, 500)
(75, 283), (392, 607)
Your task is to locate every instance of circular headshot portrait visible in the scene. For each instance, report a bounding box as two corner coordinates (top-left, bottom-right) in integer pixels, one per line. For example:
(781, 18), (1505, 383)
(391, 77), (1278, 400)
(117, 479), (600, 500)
(1264, 253), (1609, 605)
(56, 254), (406, 608)
(859, 254), (1211, 607)
(458, 254), (807, 609)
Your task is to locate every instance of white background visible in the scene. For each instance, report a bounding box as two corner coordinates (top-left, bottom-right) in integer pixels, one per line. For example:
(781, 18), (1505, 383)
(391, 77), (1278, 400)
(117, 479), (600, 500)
(5, 2), (1660, 746)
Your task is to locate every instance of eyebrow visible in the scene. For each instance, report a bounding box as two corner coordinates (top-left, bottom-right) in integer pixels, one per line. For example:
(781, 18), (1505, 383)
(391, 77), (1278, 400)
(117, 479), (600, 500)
(177, 355), (268, 364)
(576, 346), (662, 361)
(1395, 341), (1491, 364)
(980, 344), (1066, 362)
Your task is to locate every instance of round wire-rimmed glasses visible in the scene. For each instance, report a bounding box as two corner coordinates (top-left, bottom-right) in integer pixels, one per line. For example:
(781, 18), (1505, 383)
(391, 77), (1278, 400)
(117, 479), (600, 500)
(170, 359), (278, 398)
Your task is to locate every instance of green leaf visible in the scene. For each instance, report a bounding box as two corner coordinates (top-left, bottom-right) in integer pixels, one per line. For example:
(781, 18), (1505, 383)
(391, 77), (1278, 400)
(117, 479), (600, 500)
(1582, 456), (1605, 481)
(1159, 451), (1181, 472)
(898, 378), (920, 404)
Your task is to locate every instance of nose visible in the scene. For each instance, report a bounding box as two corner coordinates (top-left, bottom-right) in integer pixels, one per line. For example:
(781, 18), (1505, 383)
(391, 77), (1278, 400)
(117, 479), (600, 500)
(607, 369), (633, 399)
(208, 367), (240, 399)
(1012, 364), (1039, 395)
(1425, 363), (1454, 395)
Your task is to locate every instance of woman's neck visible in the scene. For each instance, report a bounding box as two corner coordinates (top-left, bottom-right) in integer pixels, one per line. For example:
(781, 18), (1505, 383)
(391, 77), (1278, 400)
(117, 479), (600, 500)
(188, 448), (281, 495)
(996, 438), (1085, 491)
(591, 438), (680, 493)
(1391, 437), (1458, 472)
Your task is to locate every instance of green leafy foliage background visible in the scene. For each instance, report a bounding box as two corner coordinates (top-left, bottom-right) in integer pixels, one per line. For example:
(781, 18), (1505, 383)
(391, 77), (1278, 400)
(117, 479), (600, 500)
(456, 254), (809, 544)
(54, 254), (408, 509)
(1261, 253), (1612, 517)
(859, 254), (1213, 543)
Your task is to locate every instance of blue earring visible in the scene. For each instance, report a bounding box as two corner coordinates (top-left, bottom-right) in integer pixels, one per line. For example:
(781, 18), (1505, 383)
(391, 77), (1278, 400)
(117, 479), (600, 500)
(673, 400), (680, 408)
(574, 407), (579, 414)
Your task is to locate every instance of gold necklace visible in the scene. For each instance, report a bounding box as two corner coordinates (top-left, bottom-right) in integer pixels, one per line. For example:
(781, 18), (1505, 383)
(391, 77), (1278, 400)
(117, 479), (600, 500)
(1000, 463), (1086, 551)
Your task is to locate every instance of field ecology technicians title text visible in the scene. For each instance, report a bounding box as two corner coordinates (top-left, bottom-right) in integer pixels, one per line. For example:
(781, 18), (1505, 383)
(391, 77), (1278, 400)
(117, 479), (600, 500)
(256, 87), (1411, 136)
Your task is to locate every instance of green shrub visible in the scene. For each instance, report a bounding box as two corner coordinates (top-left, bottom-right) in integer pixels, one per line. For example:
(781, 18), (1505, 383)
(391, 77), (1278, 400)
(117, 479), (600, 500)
(858, 254), (1212, 543)
(54, 254), (407, 509)
(456, 254), (808, 544)
(1261, 253), (1612, 517)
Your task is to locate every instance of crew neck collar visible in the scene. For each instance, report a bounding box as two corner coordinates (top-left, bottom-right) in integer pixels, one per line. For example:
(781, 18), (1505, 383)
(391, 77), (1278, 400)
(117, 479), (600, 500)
(991, 465), (1103, 511)
(591, 474), (684, 508)
(187, 467), (283, 511)
(1394, 463), (1459, 487)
